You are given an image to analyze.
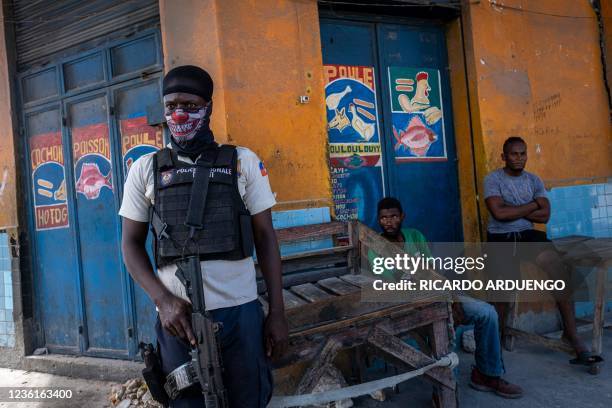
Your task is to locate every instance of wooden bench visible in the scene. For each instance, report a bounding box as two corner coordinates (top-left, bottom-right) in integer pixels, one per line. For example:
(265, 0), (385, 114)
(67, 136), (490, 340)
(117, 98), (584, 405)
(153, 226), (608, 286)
(255, 220), (355, 297)
(258, 221), (457, 407)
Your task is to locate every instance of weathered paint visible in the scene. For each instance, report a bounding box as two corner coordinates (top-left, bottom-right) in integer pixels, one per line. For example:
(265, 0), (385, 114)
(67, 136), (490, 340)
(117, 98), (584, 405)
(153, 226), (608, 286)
(159, 0), (229, 143)
(462, 0), (612, 318)
(445, 19), (481, 242)
(159, 0), (332, 212)
(463, 0), (611, 185)
(602, 0), (612, 98)
(158, 0), (612, 238)
(0, 4), (18, 229)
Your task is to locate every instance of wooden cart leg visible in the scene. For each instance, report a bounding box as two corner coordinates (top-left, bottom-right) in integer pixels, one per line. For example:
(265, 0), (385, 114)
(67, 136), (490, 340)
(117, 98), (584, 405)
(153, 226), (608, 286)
(589, 261), (608, 375)
(295, 338), (341, 394)
(429, 319), (457, 408)
(504, 293), (520, 351)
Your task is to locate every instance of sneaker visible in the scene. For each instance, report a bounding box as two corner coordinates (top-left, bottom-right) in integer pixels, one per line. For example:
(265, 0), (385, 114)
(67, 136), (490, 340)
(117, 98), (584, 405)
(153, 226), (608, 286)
(469, 367), (523, 399)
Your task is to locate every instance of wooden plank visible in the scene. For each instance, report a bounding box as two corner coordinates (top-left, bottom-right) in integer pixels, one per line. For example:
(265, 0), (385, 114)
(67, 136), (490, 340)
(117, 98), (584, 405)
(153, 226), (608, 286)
(290, 283), (333, 303)
(280, 246), (351, 262)
(358, 222), (407, 262)
(295, 338), (341, 394)
(254, 247), (350, 273)
(317, 277), (359, 295)
(592, 261), (610, 355)
(288, 297), (448, 337)
(256, 251), (348, 278)
(339, 273), (375, 288)
(275, 302), (450, 368)
(504, 293), (520, 351)
(543, 319), (612, 339)
(280, 251), (347, 275)
(356, 222), (446, 282)
(505, 327), (574, 354)
(428, 319), (457, 408)
(283, 289), (308, 310)
(367, 326), (455, 390)
(348, 221), (360, 274)
(257, 266), (350, 294)
(275, 221), (347, 244)
(554, 237), (612, 265)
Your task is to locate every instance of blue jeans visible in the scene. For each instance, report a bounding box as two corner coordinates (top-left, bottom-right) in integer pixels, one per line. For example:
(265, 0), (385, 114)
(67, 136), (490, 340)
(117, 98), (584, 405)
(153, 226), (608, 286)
(459, 296), (504, 377)
(155, 299), (273, 408)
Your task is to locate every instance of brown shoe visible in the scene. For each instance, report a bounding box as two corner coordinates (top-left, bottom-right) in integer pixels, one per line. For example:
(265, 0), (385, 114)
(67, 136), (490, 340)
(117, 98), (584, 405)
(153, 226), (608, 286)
(469, 367), (523, 399)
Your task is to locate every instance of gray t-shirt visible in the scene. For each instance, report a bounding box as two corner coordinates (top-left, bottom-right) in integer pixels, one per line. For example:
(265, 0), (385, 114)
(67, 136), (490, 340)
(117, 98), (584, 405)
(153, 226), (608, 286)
(483, 168), (547, 233)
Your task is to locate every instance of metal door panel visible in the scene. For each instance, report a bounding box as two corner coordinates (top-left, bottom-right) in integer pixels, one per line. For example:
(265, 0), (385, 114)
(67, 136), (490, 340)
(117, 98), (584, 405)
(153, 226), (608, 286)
(320, 20), (385, 228)
(320, 18), (463, 241)
(19, 29), (165, 357)
(376, 24), (462, 242)
(113, 79), (165, 345)
(25, 106), (80, 352)
(65, 93), (127, 354)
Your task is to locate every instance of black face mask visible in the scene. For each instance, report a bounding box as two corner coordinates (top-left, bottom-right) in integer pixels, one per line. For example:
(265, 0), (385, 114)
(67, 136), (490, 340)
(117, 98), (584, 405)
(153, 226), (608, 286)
(167, 101), (216, 160)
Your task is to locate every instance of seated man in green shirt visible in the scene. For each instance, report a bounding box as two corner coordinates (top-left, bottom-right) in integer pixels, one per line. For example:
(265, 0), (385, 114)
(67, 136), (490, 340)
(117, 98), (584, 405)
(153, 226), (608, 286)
(370, 197), (523, 399)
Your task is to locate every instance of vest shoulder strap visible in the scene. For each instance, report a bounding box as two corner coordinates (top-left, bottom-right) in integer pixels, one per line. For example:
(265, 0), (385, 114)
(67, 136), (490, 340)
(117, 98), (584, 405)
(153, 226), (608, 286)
(215, 144), (236, 167)
(156, 147), (175, 170)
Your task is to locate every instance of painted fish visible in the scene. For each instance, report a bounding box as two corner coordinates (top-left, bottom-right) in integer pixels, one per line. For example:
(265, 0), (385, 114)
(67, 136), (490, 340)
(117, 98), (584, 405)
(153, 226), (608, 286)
(76, 162), (112, 200)
(392, 116), (437, 157)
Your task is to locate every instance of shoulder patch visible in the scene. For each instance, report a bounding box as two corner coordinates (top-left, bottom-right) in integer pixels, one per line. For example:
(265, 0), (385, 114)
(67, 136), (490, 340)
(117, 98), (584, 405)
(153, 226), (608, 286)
(160, 170), (174, 186)
(259, 161), (268, 177)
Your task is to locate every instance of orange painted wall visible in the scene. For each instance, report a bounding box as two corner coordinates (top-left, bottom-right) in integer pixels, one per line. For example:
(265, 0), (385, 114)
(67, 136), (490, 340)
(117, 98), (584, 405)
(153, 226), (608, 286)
(603, 0), (612, 96)
(159, 0), (611, 229)
(160, 0), (332, 211)
(0, 4), (18, 229)
(464, 0), (612, 190)
(446, 18), (481, 242)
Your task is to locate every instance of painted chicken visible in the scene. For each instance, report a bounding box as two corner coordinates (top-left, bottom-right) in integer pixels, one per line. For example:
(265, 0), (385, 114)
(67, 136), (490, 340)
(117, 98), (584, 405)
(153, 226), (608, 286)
(392, 115), (437, 157)
(349, 104), (375, 141)
(76, 162), (112, 200)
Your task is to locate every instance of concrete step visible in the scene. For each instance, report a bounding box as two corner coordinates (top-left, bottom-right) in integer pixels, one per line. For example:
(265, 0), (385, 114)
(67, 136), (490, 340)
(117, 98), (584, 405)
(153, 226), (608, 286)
(21, 354), (142, 383)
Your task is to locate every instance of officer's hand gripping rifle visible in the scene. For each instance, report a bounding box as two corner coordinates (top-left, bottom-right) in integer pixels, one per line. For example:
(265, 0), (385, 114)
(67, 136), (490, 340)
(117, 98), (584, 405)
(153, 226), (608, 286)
(172, 255), (228, 408)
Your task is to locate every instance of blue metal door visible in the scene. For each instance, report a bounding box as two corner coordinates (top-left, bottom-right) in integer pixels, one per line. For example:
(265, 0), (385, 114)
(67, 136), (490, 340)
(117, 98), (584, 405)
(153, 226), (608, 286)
(21, 31), (163, 358)
(25, 105), (81, 354)
(320, 21), (385, 228)
(321, 18), (463, 241)
(112, 79), (165, 348)
(65, 91), (127, 356)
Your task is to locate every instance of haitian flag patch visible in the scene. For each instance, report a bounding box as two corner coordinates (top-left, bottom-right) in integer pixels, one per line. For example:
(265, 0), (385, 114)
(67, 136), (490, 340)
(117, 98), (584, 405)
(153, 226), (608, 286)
(259, 161), (268, 177)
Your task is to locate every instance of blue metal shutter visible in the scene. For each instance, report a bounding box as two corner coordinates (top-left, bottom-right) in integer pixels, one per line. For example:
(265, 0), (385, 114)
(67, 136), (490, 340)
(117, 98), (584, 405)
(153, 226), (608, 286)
(12, 0), (159, 72)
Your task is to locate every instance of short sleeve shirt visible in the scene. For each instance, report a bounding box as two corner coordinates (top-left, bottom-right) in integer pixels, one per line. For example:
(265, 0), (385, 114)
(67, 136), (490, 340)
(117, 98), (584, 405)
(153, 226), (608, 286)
(483, 169), (547, 234)
(119, 145), (276, 310)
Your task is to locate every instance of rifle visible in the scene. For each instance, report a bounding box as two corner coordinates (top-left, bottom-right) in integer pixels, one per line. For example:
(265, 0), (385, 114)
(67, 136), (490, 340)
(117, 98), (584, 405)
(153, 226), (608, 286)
(164, 255), (228, 407)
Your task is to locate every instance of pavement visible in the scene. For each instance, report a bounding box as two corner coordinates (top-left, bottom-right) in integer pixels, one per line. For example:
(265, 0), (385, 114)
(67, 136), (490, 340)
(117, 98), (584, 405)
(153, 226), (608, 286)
(0, 329), (610, 408)
(354, 329), (612, 407)
(0, 368), (119, 407)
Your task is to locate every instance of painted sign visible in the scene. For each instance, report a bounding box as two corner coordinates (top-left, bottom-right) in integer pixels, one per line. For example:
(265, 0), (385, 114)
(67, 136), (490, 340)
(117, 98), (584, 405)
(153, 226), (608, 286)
(72, 123), (112, 200)
(30, 132), (69, 230)
(324, 64), (384, 224)
(120, 116), (164, 175)
(388, 67), (447, 161)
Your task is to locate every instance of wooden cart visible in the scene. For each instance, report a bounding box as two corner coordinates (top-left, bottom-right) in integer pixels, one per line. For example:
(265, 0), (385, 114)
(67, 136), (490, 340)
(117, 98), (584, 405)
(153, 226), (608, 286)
(258, 221), (457, 407)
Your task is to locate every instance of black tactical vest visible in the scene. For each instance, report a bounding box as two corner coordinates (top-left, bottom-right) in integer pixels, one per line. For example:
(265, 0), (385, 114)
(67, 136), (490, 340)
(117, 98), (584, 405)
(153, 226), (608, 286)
(151, 145), (254, 267)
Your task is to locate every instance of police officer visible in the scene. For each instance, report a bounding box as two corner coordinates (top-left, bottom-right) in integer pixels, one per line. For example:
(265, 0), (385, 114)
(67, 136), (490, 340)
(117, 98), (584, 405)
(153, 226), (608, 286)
(120, 65), (288, 407)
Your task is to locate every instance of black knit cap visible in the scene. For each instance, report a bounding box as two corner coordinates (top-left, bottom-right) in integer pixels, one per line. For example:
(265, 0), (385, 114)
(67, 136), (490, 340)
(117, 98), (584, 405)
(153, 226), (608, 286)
(162, 65), (214, 101)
